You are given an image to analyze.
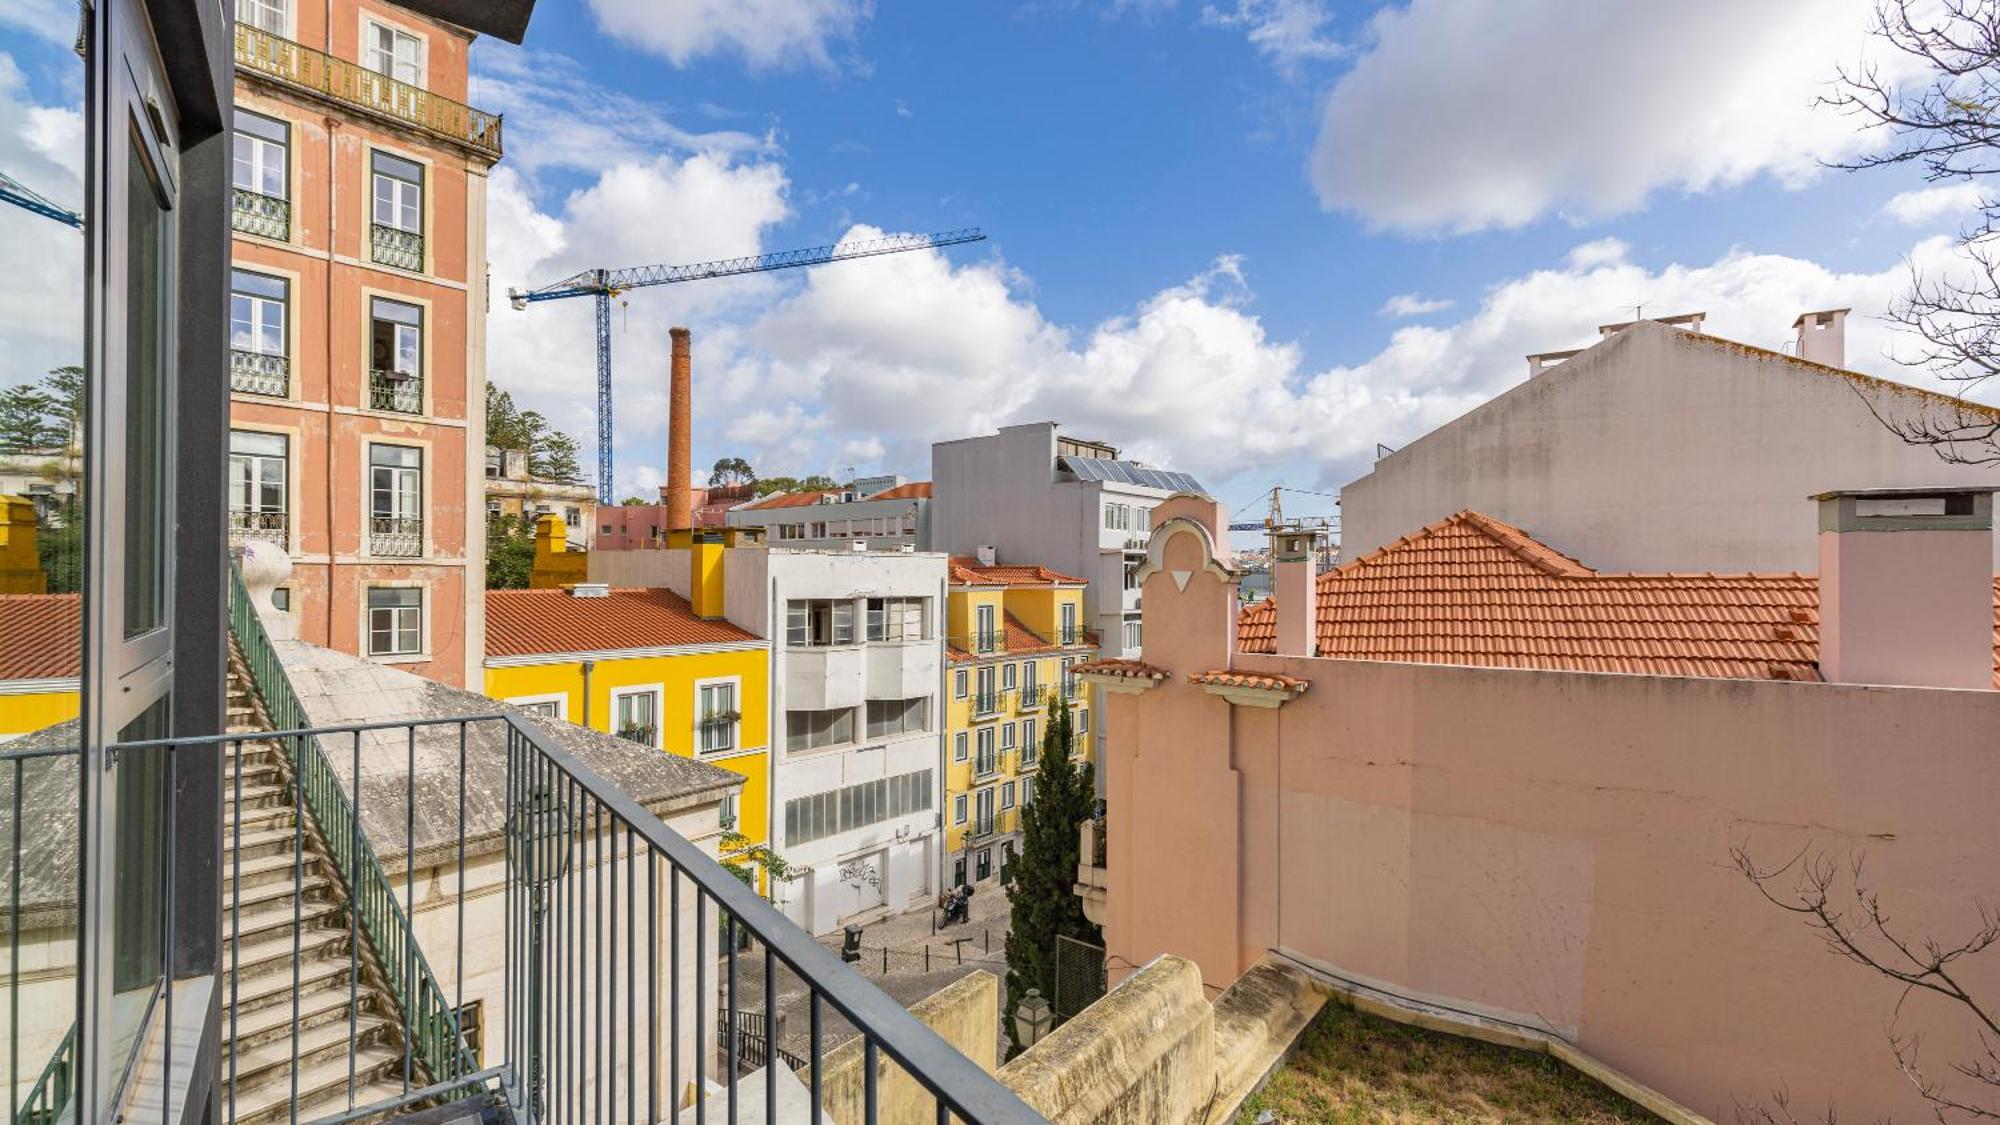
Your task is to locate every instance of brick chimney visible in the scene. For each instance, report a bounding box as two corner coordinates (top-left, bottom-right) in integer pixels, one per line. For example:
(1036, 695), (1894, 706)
(1816, 487), (1996, 689)
(1793, 308), (1849, 368)
(667, 326), (693, 530)
(1272, 526), (1323, 657)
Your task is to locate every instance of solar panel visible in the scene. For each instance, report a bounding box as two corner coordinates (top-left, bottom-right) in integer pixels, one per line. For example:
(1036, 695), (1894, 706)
(1058, 455), (1208, 496)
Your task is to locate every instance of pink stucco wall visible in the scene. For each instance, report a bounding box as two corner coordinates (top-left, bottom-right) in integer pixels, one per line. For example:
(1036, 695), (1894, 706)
(1102, 500), (2000, 1121)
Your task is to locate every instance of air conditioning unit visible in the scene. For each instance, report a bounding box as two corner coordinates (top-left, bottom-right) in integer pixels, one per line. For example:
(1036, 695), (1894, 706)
(897, 544), (916, 554)
(851, 540), (868, 551)
(569, 582), (610, 598)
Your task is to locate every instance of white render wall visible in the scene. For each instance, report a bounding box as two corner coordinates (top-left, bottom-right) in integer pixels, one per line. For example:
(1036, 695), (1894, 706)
(726, 549), (951, 936)
(930, 422), (1174, 660)
(1340, 321), (2000, 573)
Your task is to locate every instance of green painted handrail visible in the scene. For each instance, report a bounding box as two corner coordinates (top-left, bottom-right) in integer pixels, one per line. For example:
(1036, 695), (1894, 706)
(227, 562), (478, 1090)
(17, 1022), (75, 1125)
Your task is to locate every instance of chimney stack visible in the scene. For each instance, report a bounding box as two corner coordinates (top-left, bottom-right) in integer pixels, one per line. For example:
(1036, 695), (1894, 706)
(667, 327), (693, 530)
(1272, 526), (1323, 658)
(1793, 308), (1849, 368)
(1816, 487), (1996, 689)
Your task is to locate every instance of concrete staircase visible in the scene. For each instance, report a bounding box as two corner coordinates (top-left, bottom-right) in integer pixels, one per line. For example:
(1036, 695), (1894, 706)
(222, 643), (425, 1123)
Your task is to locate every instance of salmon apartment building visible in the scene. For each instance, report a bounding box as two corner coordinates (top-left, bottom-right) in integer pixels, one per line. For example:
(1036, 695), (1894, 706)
(225, 0), (499, 685)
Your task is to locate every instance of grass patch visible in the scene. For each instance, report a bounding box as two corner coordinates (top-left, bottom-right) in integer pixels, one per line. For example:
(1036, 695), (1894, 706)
(1237, 999), (1661, 1124)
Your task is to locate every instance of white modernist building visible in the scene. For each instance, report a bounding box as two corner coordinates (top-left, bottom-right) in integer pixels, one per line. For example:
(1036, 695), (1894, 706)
(931, 422), (1205, 661)
(591, 540), (950, 936)
(720, 547), (950, 934)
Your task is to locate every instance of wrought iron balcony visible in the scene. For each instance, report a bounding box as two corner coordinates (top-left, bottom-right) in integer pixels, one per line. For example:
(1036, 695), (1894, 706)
(230, 187), (289, 240)
(972, 690), (1001, 718)
(228, 348), (288, 397)
(226, 508), (288, 546)
(3, 564), (1042, 1124)
(369, 515), (423, 557)
(368, 367), (422, 413)
(370, 223), (425, 272)
(233, 25), (503, 159)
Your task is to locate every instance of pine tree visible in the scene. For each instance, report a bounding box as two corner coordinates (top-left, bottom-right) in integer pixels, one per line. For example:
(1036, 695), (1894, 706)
(1002, 695), (1101, 1055)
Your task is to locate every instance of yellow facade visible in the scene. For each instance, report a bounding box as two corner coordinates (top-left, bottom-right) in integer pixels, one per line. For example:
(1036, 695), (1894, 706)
(0, 684), (79, 742)
(485, 645), (773, 850)
(0, 496), (47, 594)
(942, 571), (1095, 886)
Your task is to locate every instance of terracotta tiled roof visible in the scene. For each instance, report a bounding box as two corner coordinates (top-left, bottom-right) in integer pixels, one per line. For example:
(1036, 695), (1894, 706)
(0, 594), (80, 679)
(871, 481), (932, 500)
(486, 588), (759, 658)
(1238, 511), (1836, 682)
(1071, 658), (1169, 682)
(1189, 670), (1310, 694)
(948, 557), (1087, 586)
(740, 490), (834, 511)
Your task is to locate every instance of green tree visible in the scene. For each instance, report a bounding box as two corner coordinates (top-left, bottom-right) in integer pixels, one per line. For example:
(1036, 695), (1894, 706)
(1003, 696), (1102, 1056)
(485, 513), (535, 589)
(42, 365), (82, 445)
(532, 431), (584, 485)
(37, 496), (81, 593)
(0, 384), (55, 449)
(753, 473), (839, 497)
(709, 457), (756, 487)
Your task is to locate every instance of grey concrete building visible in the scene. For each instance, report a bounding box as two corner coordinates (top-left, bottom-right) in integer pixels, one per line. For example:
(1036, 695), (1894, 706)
(930, 422), (1206, 661)
(725, 475), (934, 553)
(1340, 312), (2000, 573)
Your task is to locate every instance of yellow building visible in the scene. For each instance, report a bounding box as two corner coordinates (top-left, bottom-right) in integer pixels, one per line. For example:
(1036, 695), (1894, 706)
(0, 593), (80, 741)
(483, 585), (773, 858)
(943, 556), (1096, 888)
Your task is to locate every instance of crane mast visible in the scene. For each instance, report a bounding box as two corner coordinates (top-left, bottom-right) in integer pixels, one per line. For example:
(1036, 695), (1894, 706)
(508, 228), (987, 503)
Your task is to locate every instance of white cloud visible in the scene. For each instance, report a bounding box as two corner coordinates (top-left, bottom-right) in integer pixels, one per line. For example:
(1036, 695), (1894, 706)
(471, 49), (776, 182)
(584, 0), (872, 71)
(1378, 292), (1454, 317)
(1310, 0), (1918, 233)
(0, 53), (83, 389)
(1881, 182), (1985, 226)
(0, 0), (75, 45)
(1200, 0), (1344, 76)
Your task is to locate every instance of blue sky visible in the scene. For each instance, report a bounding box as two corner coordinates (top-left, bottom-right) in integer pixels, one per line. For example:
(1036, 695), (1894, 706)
(0, 0), (1982, 535)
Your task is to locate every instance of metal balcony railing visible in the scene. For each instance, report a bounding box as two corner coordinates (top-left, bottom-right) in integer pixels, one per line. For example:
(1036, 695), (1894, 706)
(972, 690), (1001, 718)
(230, 186), (290, 240)
(370, 515), (423, 557)
(233, 25), (504, 158)
(368, 367), (422, 413)
(370, 224), (425, 272)
(227, 508), (289, 545)
(229, 347), (289, 396)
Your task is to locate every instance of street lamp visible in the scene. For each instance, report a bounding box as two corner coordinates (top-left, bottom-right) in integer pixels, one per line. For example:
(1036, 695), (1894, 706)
(1013, 987), (1054, 1048)
(507, 783), (573, 1118)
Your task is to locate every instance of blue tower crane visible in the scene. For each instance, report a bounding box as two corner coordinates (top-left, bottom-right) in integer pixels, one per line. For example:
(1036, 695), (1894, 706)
(0, 169), (82, 229)
(507, 227), (987, 504)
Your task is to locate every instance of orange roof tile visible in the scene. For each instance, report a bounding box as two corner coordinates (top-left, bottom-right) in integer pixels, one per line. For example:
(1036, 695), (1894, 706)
(740, 490), (835, 511)
(0, 594), (80, 680)
(1189, 670), (1310, 694)
(948, 556), (1087, 586)
(870, 481), (932, 500)
(1238, 511), (1839, 682)
(1071, 658), (1169, 682)
(486, 588), (759, 658)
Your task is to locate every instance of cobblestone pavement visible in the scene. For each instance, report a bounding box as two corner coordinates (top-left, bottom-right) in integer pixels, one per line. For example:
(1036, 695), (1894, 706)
(722, 875), (1016, 1067)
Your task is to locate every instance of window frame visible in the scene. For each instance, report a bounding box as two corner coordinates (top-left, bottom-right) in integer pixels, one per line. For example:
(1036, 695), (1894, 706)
(362, 14), (427, 87)
(695, 675), (741, 754)
(365, 585), (424, 657)
(609, 684), (664, 749)
(506, 692), (568, 720)
(231, 108), (289, 201)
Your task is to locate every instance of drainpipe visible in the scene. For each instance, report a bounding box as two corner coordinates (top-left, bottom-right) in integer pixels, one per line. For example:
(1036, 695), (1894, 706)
(581, 660), (595, 730)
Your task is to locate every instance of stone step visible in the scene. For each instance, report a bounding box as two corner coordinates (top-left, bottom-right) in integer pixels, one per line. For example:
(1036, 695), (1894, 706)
(225, 951), (353, 1017)
(227, 976), (381, 1054)
(225, 895), (345, 949)
(225, 923), (353, 981)
(225, 1026), (404, 1123)
(226, 823), (313, 864)
(226, 872), (334, 917)
(225, 802), (298, 837)
(225, 847), (325, 893)
(224, 781), (288, 811)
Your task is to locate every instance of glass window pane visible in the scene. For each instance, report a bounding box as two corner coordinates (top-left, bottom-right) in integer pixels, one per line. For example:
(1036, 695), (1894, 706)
(123, 133), (170, 639)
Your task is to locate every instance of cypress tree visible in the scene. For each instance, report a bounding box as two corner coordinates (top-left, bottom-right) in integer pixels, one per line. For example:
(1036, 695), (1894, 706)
(1002, 694), (1102, 1054)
